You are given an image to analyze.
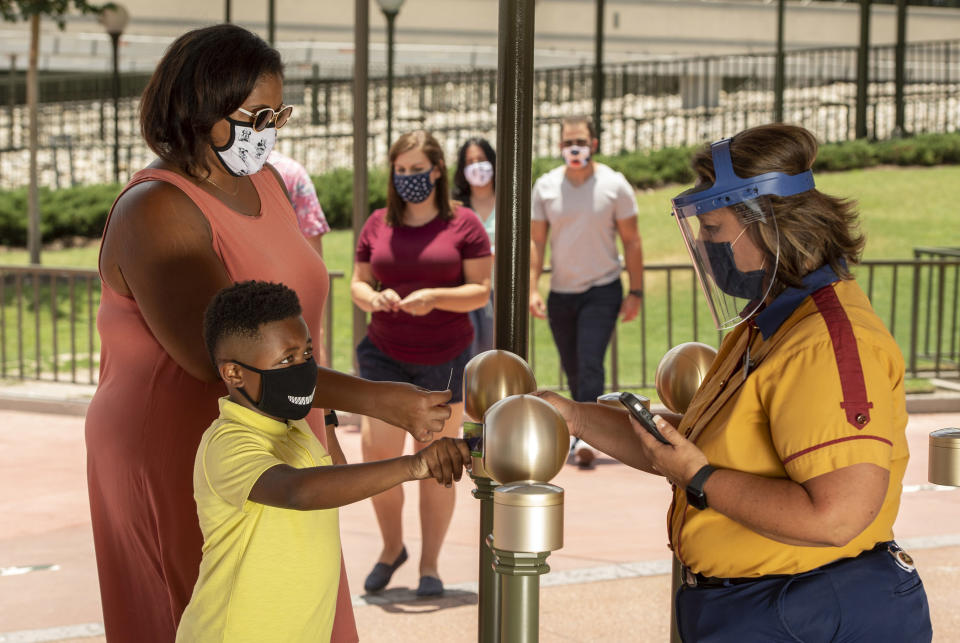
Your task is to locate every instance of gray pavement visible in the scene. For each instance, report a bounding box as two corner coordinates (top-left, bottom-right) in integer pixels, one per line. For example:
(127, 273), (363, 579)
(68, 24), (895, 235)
(1, 384), (959, 642)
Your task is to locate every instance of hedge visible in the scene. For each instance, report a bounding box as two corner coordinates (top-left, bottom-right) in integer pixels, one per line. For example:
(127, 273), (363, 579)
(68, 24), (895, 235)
(1, 131), (958, 245)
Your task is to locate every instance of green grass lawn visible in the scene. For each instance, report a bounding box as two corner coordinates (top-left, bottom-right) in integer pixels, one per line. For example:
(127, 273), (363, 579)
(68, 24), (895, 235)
(2, 165), (959, 393)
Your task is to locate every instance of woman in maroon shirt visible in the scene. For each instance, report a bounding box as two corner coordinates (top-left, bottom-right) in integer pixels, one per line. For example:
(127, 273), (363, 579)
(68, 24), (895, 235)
(351, 130), (492, 596)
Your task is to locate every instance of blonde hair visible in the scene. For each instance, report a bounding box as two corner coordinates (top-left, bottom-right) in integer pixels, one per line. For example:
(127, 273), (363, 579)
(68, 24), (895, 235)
(690, 124), (865, 297)
(386, 130), (456, 227)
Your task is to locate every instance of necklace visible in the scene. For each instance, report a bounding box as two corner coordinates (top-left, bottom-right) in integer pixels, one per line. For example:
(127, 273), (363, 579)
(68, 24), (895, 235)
(204, 174), (240, 196)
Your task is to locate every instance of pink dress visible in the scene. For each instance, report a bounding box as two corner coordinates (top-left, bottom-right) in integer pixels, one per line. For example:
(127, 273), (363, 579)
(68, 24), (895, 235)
(85, 168), (358, 642)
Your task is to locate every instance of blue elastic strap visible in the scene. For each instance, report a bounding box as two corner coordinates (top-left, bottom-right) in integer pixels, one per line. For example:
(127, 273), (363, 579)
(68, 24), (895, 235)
(671, 139), (816, 219)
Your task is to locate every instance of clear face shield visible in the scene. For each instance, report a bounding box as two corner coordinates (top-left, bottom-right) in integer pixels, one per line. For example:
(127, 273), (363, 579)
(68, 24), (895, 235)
(671, 139), (816, 330)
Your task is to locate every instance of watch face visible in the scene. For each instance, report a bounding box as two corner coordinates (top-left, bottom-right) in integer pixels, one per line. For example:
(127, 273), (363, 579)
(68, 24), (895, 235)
(686, 488), (708, 511)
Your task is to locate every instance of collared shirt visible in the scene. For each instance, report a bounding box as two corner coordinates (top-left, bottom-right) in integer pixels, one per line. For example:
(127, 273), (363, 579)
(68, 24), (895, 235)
(669, 272), (908, 578)
(177, 398), (340, 643)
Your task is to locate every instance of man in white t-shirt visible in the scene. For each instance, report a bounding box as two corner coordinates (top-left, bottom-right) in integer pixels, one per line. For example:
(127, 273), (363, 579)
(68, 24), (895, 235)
(530, 116), (644, 467)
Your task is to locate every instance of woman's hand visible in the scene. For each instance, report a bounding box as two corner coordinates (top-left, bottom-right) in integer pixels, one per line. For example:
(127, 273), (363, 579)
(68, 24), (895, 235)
(409, 438), (473, 486)
(631, 414), (708, 487)
(398, 289), (436, 316)
(532, 390), (582, 438)
(371, 289), (402, 312)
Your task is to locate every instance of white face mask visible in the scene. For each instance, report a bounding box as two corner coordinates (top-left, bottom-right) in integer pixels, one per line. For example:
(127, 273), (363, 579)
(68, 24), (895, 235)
(562, 145), (592, 169)
(464, 161), (494, 187)
(213, 118), (277, 177)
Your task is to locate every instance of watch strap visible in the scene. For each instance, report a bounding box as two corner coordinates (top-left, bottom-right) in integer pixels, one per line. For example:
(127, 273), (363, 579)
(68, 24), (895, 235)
(628, 288), (644, 298)
(686, 464), (717, 509)
(324, 410), (339, 427)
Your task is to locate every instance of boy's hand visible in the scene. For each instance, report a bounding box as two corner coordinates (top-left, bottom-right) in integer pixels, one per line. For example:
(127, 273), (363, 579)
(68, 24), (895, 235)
(410, 438), (472, 486)
(382, 382), (453, 442)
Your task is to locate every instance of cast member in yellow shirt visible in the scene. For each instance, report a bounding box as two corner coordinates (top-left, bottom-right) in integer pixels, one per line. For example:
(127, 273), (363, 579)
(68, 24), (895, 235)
(538, 124), (932, 642)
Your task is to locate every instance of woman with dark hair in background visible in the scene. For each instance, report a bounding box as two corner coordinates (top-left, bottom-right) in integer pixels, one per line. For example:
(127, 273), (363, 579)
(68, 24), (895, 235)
(351, 130), (492, 597)
(86, 25), (450, 642)
(453, 137), (497, 354)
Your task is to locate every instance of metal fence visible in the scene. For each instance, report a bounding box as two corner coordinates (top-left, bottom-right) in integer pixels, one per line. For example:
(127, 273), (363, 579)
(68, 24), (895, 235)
(3, 257), (957, 389)
(1, 39), (958, 189)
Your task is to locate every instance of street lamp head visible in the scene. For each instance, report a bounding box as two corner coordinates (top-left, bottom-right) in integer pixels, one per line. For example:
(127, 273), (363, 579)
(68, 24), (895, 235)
(99, 4), (130, 36)
(376, 0), (406, 14)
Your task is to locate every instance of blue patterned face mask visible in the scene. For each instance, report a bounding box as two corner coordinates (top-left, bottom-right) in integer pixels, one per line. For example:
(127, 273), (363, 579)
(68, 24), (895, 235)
(393, 168), (435, 204)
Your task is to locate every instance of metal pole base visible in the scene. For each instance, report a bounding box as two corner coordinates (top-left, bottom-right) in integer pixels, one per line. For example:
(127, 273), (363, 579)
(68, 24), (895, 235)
(491, 544), (551, 643)
(473, 473), (501, 643)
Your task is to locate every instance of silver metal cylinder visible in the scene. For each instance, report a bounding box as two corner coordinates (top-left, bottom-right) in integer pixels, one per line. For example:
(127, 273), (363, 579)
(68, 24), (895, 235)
(493, 483), (564, 553)
(929, 428), (960, 487)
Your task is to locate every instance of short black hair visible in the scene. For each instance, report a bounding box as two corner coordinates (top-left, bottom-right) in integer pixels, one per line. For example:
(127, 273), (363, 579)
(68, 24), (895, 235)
(203, 281), (303, 366)
(140, 24), (284, 180)
(453, 137), (497, 209)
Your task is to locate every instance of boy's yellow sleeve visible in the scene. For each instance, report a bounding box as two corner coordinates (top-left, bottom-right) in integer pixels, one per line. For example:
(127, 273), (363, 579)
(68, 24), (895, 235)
(202, 425), (284, 510)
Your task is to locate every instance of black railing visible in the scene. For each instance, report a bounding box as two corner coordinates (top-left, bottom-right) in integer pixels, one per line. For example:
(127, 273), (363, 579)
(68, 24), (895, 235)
(3, 258), (957, 389)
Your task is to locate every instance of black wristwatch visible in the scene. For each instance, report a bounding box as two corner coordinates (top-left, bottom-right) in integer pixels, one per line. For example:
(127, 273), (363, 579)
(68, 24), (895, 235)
(628, 288), (644, 298)
(324, 410), (339, 427)
(685, 464), (717, 510)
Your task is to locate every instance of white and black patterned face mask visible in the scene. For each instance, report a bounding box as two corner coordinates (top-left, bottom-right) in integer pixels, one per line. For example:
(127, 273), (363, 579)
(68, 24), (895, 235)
(212, 118), (277, 177)
(393, 167), (435, 204)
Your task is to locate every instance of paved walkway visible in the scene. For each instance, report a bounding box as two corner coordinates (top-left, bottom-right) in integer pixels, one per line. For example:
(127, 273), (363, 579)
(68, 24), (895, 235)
(1, 395), (959, 642)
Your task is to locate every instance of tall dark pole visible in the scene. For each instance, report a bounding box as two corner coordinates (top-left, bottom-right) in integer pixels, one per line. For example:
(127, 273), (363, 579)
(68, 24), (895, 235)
(384, 10), (397, 149)
(224, 0), (231, 22)
(855, 0), (871, 139)
(894, 0), (907, 136)
(593, 0), (605, 152)
(353, 0), (370, 356)
(774, 0), (786, 123)
(494, 0), (535, 359)
(7, 55), (15, 149)
(267, 0), (276, 46)
(110, 32), (120, 184)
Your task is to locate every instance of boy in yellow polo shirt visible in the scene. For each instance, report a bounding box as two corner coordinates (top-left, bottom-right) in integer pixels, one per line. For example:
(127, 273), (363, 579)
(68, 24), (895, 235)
(176, 281), (471, 643)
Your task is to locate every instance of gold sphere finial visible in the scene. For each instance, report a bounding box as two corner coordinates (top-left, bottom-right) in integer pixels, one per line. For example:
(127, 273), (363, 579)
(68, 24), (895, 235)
(655, 342), (717, 414)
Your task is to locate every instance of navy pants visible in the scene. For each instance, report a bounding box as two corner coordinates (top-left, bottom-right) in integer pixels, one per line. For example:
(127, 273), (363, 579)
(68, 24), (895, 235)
(546, 279), (622, 403)
(676, 543), (932, 642)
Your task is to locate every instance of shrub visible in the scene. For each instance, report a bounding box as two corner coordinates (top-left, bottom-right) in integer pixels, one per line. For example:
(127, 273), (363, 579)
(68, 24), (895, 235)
(1, 132), (958, 243)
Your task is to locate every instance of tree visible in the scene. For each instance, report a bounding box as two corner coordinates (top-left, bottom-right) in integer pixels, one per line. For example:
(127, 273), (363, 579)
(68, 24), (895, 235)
(1, 1), (107, 264)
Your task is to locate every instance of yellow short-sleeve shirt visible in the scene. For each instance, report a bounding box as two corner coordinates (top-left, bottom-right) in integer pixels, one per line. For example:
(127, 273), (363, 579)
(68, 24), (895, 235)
(176, 398), (341, 643)
(670, 275), (908, 578)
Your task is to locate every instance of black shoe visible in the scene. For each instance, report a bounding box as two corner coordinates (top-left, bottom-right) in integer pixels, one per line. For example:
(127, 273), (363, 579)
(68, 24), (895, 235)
(363, 546), (408, 593)
(416, 575), (444, 597)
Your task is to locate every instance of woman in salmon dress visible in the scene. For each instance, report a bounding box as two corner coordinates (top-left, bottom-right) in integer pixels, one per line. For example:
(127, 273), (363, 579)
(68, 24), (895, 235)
(85, 25), (451, 642)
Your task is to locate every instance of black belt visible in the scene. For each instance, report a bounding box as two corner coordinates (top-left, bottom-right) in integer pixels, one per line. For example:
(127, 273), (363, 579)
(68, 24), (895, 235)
(681, 541), (895, 589)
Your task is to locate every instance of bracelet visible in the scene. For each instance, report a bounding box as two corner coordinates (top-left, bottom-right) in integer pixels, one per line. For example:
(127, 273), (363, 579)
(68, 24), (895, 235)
(628, 289), (644, 298)
(324, 410), (339, 427)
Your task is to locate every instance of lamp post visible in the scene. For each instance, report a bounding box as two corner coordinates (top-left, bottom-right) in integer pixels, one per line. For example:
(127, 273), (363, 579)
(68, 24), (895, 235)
(377, 0), (404, 150)
(594, 0), (604, 153)
(99, 4), (129, 184)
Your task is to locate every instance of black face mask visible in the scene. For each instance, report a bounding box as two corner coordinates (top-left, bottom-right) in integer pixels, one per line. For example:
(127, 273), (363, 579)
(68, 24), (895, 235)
(703, 240), (766, 300)
(233, 358), (319, 420)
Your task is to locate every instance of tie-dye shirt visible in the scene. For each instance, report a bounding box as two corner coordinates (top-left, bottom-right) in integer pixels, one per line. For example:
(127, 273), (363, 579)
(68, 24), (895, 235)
(267, 151), (330, 239)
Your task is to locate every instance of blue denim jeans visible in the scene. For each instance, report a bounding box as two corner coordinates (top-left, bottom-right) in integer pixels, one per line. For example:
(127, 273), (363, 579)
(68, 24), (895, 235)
(546, 278), (622, 403)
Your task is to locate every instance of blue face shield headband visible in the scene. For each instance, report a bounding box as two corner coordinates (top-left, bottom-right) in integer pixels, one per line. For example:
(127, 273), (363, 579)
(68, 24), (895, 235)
(670, 139), (815, 220)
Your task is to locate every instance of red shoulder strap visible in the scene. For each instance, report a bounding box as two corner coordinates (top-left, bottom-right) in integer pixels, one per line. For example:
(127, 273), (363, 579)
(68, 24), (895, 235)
(810, 285), (874, 430)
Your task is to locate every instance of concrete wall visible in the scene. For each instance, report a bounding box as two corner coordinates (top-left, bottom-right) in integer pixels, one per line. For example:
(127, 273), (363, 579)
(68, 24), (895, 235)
(1, 0), (959, 73)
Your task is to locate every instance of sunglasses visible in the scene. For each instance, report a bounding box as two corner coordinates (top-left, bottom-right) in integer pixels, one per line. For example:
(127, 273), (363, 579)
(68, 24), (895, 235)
(235, 104), (294, 132)
(561, 138), (591, 148)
